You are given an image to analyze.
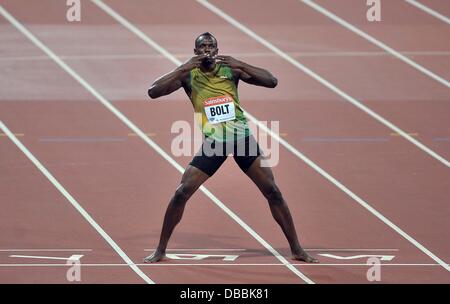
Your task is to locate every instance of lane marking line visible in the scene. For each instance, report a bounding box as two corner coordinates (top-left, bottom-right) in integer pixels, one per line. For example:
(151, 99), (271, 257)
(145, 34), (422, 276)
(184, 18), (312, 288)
(128, 132), (156, 137)
(2, 51), (450, 62)
(86, 0), (315, 285)
(38, 136), (127, 142)
(301, 0), (450, 88)
(9, 254), (84, 261)
(405, 0), (450, 25)
(0, 4), (313, 284)
(302, 137), (388, 142)
(390, 132), (419, 137)
(0, 7), (158, 285)
(165, 253), (240, 261)
(0, 249), (92, 252)
(143, 248), (398, 252)
(90, 0), (450, 274)
(0, 263), (447, 267)
(318, 254), (395, 261)
(196, 0), (449, 168)
(191, 0), (450, 272)
(0, 122), (154, 284)
(144, 248), (247, 251)
(1, 133), (24, 137)
(306, 248), (399, 251)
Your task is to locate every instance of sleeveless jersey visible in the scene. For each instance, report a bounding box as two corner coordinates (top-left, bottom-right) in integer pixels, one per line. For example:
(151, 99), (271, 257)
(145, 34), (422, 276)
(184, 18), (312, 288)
(188, 64), (250, 142)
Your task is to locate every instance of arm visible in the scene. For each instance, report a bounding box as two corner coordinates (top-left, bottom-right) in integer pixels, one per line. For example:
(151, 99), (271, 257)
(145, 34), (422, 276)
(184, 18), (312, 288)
(147, 67), (187, 99)
(148, 54), (208, 99)
(215, 55), (278, 88)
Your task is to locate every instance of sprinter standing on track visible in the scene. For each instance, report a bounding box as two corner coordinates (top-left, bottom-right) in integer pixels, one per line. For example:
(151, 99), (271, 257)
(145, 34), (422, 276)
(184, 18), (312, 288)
(144, 32), (318, 264)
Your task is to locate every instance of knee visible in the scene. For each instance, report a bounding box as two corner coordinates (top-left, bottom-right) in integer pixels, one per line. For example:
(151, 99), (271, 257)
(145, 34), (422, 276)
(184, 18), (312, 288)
(264, 183), (283, 203)
(173, 182), (195, 203)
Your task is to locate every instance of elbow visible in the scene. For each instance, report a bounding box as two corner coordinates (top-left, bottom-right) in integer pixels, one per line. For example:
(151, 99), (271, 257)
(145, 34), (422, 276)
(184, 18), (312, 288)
(268, 76), (278, 88)
(148, 86), (159, 99)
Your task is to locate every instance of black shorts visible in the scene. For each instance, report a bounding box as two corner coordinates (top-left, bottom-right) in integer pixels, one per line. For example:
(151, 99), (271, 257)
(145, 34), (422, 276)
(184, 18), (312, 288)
(189, 135), (262, 177)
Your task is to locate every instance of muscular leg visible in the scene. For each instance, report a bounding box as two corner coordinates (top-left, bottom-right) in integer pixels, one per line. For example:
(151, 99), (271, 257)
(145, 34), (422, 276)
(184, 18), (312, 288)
(144, 165), (210, 263)
(245, 157), (318, 263)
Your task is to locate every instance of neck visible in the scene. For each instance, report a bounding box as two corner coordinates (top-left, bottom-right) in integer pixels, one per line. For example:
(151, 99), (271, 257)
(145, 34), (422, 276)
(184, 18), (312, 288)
(200, 62), (216, 73)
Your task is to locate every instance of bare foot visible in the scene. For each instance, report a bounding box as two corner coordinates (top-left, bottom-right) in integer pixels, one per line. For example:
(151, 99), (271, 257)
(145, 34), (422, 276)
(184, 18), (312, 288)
(143, 250), (165, 263)
(292, 251), (319, 263)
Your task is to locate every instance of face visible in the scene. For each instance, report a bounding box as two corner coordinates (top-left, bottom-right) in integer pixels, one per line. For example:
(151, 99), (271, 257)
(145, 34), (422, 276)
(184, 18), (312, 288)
(194, 36), (218, 65)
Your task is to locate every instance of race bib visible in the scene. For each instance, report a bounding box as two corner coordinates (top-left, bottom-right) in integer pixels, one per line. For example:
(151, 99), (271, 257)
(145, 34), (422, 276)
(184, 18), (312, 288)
(203, 95), (236, 124)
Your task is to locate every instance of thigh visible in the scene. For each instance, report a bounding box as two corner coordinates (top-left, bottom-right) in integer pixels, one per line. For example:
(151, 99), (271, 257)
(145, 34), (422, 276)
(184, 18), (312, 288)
(179, 165), (211, 191)
(244, 156), (276, 194)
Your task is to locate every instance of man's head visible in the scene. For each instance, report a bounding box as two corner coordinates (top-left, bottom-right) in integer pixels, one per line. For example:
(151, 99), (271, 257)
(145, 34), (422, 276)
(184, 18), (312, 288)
(194, 32), (218, 66)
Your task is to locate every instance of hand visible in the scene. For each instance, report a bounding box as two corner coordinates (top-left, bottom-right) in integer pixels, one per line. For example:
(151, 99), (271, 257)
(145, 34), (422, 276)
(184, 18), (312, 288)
(214, 55), (243, 69)
(180, 54), (209, 71)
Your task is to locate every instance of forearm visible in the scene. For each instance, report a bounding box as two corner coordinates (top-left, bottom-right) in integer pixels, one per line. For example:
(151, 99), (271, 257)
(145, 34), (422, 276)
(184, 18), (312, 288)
(238, 62), (278, 88)
(148, 65), (189, 99)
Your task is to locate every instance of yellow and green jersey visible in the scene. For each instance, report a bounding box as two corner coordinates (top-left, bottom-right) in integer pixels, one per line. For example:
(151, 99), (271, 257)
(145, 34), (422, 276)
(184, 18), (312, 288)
(188, 64), (250, 142)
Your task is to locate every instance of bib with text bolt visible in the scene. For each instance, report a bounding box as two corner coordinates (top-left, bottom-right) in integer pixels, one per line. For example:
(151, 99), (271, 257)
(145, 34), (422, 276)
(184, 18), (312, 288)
(203, 95), (236, 124)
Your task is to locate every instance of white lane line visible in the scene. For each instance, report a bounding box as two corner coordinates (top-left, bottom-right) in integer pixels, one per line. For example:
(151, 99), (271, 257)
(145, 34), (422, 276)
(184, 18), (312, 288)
(0, 5), (313, 285)
(196, 0), (449, 168)
(0, 263), (447, 267)
(0, 120), (154, 284)
(38, 136), (127, 142)
(89, 0), (314, 285)
(305, 249), (399, 252)
(405, 0), (450, 25)
(144, 249), (247, 251)
(256, 122), (450, 273)
(9, 255), (83, 261)
(2, 51), (450, 62)
(301, 0), (450, 89)
(0, 249), (92, 252)
(90, 0), (450, 273)
(318, 254), (395, 261)
(144, 248), (397, 252)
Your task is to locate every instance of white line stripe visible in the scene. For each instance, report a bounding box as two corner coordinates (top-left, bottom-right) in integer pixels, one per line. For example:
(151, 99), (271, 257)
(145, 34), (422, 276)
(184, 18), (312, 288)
(0, 121), (153, 283)
(93, 1), (182, 66)
(89, 0), (314, 285)
(144, 248), (398, 252)
(0, 4), (314, 285)
(196, 0), (449, 168)
(0, 10), (157, 285)
(0, 249), (92, 252)
(305, 249), (399, 252)
(259, 122), (450, 272)
(2, 51), (450, 62)
(90, 0), (450, 273)
(301, 0), (450, 88)
(191, 1), (450, 270)
(405, 0), (450, 25)
(144, 249), (247, 251)
(0, 263), (447, 267)
(0, 120), (154, 284)
(198, 187), (316, 283)
(9, 255), (82, 261)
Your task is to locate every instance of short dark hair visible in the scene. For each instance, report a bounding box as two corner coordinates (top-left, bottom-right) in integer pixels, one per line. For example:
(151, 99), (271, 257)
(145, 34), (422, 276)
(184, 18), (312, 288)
(195, 32), (217, 48)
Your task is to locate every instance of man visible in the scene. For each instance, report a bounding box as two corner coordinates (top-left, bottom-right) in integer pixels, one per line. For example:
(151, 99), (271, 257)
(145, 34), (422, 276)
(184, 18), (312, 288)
(144, 32), (318, 263)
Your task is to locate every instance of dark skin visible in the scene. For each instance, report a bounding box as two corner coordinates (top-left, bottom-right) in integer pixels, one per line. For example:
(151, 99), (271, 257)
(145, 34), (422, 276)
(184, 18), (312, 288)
(145, 35), (318, 264)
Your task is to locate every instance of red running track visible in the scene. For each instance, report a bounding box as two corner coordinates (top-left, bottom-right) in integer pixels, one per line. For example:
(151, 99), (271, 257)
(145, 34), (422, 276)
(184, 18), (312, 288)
(0, 0), (449, 283)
